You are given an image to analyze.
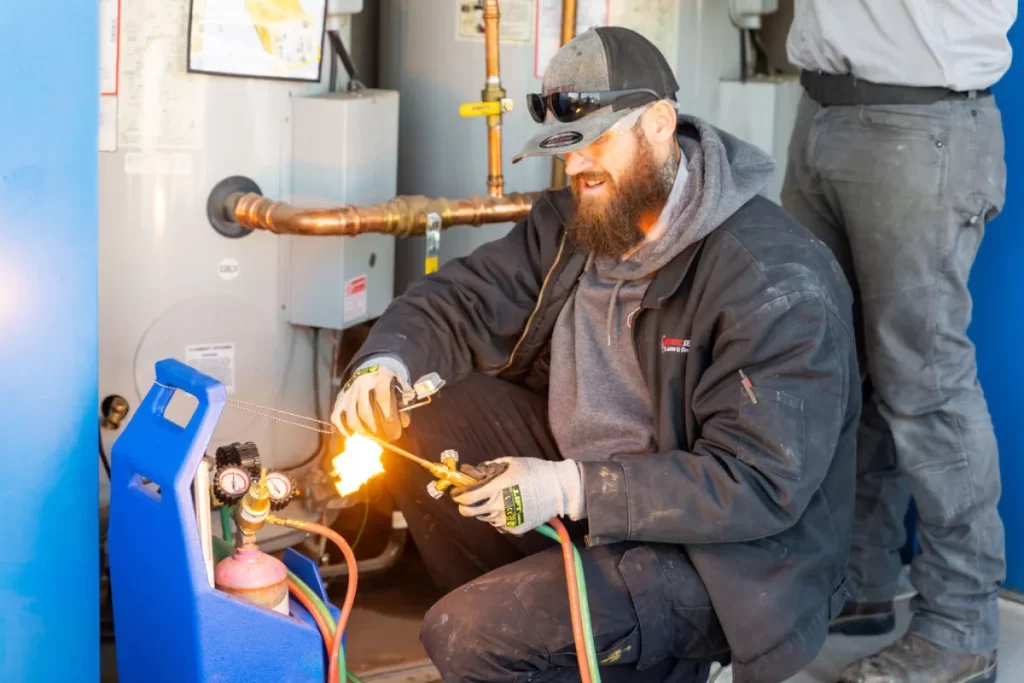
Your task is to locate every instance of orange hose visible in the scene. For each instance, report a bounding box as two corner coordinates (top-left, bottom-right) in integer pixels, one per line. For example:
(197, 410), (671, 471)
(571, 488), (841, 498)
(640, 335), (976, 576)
(270, 517), (358, 683)
(548, 518), (592, 683)
(288, 578), (337, 683)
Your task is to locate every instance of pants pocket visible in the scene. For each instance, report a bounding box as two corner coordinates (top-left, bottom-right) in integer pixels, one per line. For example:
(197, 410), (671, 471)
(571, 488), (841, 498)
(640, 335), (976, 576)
(619, 546), (727, 669)
(618, 546), (677, 670)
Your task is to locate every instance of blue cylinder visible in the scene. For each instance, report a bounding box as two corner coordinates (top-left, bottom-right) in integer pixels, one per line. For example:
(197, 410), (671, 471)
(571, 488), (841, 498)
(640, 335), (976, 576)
(976, 23), (1024, 593)
(0, 1), (99, 680)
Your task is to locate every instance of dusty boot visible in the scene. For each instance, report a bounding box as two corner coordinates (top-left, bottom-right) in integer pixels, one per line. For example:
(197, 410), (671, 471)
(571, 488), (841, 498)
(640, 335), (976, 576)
(837, 634), (997, 683)
(829, 600), (896, 636)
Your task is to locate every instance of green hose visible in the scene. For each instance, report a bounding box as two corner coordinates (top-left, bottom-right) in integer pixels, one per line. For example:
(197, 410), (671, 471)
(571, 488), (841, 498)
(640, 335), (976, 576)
(536, 524), (601, 682)
(351, 494), (370, 551)
(220, 505), (233, 542)
(286, 569), (347, 682)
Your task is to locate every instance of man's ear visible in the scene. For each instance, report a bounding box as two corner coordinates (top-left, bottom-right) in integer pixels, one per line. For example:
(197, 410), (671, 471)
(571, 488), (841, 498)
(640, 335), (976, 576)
(645, 100), (678, 144)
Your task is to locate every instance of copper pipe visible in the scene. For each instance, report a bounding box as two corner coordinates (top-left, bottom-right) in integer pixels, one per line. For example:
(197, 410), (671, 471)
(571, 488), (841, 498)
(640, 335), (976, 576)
(230, 191), (540, 237)
(482, 0), (505, 197)
(560, 0), (577, 46)
(487, 124), (504, 197)
(550, 0), (578, 190)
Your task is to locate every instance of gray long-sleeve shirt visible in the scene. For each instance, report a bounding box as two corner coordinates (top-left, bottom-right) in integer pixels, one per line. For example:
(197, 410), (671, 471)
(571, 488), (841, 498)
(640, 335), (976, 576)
(787, 0), (1017, 91)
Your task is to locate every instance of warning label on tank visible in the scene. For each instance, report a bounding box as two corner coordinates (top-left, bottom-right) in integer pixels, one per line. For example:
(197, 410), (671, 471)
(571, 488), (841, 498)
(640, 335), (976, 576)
(185, 343), (236, 394)
(344, 275), (368, 322)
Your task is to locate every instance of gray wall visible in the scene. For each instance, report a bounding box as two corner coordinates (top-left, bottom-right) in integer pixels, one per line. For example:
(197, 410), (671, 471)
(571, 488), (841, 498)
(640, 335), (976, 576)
(379, 0), (748, 293)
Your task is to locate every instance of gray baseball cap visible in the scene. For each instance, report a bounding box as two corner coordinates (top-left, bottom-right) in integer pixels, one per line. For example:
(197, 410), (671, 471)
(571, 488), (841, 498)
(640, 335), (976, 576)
(512, 26), (679, 164)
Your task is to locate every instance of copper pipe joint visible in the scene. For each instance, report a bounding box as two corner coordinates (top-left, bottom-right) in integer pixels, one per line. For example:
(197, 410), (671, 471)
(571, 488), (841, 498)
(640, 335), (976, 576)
(237, 469), (271, 538)
(230, 192), (541, 237)
(487, 126), (504, 197)
(482, 0), (505, 197)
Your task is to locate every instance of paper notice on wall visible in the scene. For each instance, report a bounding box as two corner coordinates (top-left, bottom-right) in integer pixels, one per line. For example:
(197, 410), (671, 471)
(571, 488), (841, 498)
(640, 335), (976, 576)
(343, 275), (368, 322)
(188, 0), (328, 81)
(118, 0), (205, 149)
(99, 96), (118, 152)
(535, 0), (609, 79)
(100, 0), (121, 95)
(185, 343), (237, 394)
(608, 0), (681, 73)
(457, 0), (533, 43)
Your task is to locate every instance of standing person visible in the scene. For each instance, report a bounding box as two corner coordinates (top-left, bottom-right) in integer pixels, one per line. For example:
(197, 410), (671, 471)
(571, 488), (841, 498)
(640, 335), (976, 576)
(782, 2), (1016, 682)
(334, 26), (859, 683)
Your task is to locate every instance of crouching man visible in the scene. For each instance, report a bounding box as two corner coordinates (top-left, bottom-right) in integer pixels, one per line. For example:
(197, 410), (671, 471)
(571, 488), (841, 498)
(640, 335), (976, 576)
(333, 27), (859, 683)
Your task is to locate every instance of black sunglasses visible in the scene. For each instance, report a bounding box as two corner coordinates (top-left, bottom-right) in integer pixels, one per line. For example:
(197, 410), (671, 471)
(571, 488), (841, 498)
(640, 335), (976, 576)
(527, 88), (662, 123)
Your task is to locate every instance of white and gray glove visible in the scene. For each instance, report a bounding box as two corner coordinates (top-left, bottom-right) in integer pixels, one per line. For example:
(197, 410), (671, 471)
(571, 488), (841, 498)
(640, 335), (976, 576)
(331, 357), (411, 441)
(451, 458), (586, 535)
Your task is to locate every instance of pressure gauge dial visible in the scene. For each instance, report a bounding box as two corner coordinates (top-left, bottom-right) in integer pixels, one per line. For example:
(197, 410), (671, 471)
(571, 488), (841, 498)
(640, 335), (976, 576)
(265, 471), (298, 511)
(213, 466), (251, 505)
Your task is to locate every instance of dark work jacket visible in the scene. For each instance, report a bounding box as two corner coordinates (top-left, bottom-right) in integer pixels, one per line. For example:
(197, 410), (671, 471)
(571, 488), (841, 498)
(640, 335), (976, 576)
(352, 187), (860, 682)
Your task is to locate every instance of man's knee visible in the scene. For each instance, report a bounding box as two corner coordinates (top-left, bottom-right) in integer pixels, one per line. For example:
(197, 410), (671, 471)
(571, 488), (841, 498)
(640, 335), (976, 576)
(420, 581), (536, 682)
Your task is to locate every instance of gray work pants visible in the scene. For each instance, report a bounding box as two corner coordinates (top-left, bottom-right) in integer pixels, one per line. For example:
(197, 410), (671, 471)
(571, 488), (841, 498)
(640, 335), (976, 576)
(781, 93), (1007, 655)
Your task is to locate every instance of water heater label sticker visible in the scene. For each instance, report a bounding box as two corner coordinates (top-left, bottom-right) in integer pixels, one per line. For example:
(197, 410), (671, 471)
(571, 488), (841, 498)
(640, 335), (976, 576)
(100, 0), (121, 95)
(218, 258), (240, 281)
(118, 0), (205, 149)
(185, 343), (237, 394)
(344, 275), (368, 322)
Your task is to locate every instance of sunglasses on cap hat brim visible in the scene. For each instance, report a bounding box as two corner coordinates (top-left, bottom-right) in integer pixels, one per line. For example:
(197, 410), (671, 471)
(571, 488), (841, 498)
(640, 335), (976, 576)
(527, 88), (664, 124)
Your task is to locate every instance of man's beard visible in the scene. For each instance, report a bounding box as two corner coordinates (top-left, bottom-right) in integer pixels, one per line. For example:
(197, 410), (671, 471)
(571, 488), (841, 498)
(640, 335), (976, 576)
(567, 134), (673, 258)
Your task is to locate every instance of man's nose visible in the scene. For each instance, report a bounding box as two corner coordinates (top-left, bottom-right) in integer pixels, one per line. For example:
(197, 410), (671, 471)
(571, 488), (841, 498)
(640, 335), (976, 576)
(563, 151), (595, 177)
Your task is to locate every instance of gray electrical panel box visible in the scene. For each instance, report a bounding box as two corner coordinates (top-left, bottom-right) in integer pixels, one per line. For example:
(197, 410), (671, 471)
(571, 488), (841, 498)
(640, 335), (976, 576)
(287, 89), (399, 329)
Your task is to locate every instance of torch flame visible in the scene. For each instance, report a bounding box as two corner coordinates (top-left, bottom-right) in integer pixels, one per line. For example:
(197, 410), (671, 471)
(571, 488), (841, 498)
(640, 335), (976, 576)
(330, 434), (385, 497)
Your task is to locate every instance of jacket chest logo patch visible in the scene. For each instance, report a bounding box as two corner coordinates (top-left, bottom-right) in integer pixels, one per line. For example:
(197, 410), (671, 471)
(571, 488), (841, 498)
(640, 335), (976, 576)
(661, 336), (690, 353)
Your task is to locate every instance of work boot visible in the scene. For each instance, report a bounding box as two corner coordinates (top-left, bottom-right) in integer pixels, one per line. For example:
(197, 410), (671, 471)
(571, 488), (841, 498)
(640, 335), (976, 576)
(837, 634), (997, 683)
(829, 600), (896, 636)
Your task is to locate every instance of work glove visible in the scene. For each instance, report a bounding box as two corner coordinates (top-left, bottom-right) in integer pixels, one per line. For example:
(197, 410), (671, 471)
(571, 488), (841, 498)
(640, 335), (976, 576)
(451, 457), (586, 535)
(331, 358), (411, 441)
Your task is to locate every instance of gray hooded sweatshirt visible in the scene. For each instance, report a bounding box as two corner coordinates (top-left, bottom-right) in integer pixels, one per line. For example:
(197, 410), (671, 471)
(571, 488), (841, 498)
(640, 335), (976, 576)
(548, 115), (776, 465)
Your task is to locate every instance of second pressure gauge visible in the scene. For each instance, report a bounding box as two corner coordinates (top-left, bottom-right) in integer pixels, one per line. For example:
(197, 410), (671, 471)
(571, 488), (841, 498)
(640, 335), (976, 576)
(265, 471), (298, 510)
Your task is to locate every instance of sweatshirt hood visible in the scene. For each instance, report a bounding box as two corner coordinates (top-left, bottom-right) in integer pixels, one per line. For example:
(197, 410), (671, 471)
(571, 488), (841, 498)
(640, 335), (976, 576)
(594, 113), (777, 282)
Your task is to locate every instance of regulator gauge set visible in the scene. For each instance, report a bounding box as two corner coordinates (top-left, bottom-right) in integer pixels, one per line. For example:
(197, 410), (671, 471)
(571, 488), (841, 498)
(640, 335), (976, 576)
(211, 442), (298, 510)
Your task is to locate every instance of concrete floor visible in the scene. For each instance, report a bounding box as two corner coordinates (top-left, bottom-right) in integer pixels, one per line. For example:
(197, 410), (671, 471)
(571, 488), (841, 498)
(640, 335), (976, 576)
(784, 596), (1024, 683)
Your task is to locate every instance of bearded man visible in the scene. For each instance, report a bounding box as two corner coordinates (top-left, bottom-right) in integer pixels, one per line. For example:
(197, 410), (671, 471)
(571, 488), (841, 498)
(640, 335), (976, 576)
(332, 27), (860, 683)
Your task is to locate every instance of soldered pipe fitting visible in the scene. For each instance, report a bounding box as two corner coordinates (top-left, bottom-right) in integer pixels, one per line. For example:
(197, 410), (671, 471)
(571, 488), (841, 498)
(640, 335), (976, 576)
(229, 191), (541, 237)
(236, 468), (272, 538)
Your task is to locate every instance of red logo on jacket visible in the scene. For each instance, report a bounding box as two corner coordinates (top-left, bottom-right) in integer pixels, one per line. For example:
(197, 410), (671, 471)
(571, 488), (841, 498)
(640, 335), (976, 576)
(661, 336), (691, 353)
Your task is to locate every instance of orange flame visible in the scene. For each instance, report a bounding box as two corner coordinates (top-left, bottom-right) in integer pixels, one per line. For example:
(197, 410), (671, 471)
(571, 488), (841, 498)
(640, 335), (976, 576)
(330, 434), (385, 497)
